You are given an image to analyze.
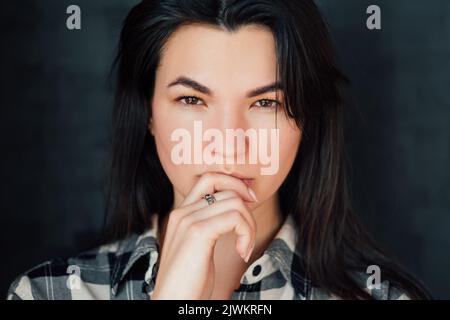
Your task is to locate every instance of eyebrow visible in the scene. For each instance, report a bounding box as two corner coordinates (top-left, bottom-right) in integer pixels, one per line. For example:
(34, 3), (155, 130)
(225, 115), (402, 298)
(167, 76), (284, 98)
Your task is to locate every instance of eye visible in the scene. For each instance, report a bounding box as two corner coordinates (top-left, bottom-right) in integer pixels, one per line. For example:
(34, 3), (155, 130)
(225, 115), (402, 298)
(175, 95), (205, 106)
(253, 99), (281, 110)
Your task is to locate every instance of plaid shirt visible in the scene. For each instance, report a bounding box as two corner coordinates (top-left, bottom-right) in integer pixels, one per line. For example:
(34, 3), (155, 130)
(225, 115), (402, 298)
(6, 214), (409, 300)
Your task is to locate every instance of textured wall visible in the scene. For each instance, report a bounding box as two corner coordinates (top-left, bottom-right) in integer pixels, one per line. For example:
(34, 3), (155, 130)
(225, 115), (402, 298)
(0, 0), (448, 298)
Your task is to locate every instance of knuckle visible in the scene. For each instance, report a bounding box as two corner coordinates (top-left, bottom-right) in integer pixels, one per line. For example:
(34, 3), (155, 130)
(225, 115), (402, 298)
(178, 214), (192, 230)
(202, 172), (216, 181)
(168, 209), (183, 224)
(228, 210), (242, 222)
(223, 190), (238, 198)
(227, 197), (242, 207)
(227, 200), (255, 230)
(230, 197), (247, 212)
(187, 222), (204, 236)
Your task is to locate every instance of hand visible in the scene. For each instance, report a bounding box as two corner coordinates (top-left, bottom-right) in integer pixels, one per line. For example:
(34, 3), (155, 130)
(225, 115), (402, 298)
(150, 172), (258, 300)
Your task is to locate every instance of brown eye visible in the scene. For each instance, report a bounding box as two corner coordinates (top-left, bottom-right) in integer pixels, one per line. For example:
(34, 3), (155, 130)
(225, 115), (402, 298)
(176, 96), (204, 106)
(253, 99), (280, 109)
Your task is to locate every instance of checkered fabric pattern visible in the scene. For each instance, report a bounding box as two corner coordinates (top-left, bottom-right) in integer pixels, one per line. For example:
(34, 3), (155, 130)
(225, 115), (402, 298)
(6, 214), (409, 300)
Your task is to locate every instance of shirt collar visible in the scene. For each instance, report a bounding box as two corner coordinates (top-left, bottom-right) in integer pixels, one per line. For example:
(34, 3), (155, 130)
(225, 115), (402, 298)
(236, 214), (309, 295)
(111, 213), (309, 297)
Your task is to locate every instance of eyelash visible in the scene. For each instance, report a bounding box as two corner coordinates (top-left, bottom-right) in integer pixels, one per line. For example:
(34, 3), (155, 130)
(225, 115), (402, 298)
(175, 95), (281, 110)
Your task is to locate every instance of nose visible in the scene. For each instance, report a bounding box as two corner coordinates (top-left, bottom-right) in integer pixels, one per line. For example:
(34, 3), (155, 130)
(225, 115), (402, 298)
(209, 103), (249, 160)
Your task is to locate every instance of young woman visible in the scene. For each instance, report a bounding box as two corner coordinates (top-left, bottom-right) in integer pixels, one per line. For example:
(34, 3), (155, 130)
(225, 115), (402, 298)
(8, 0), (430, 300)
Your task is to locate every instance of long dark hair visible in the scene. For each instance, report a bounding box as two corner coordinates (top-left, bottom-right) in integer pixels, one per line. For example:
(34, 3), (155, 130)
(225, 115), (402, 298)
(102, 0), (431, 299)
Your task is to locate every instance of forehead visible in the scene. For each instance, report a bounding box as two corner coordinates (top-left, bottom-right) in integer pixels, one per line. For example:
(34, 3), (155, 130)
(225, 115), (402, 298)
(156, 23), (279, 93)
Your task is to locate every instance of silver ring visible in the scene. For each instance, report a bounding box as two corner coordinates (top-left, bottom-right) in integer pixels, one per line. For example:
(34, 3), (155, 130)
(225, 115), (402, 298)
(204, 194), (216, 206)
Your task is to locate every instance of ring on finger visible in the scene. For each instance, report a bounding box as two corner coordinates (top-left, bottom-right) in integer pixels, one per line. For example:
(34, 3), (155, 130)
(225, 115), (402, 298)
(203, 193), (216, 206)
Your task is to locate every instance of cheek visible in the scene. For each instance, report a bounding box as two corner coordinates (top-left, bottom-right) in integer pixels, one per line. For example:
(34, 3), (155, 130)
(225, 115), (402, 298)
(152, 111), (174, 164)
(254, 121), (301, 200)
(151, 103), (195, 195)
(280, 124), (302, 164)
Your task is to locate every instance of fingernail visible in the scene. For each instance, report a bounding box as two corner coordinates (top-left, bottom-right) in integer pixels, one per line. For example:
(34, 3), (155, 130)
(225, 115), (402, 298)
(238, 237), (247, 261)
(245, 243), (255, 263)
(248, 187), (258, 202)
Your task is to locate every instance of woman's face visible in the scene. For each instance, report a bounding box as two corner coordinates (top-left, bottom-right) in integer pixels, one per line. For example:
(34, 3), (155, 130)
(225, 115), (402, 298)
(150, 23), (302, 209)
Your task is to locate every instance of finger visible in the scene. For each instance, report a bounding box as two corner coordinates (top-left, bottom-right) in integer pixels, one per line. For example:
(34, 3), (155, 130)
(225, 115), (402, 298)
(184, 190), (242, 213)
(188, 209), (254, 262)
(164, 190), (245, 251)
(181, 197), (257, 247)
(181, 173), (257, 207)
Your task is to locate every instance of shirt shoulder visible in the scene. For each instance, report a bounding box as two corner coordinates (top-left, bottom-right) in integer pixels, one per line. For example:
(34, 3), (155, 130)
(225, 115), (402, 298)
(7, 215), (160, 300)
(308, 271), (411, 300)
(351, 270), (411, 300)
(6, 240), (125, 300)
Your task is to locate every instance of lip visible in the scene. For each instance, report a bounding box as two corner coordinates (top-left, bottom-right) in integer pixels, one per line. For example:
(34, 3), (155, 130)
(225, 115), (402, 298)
(240, 178), (254, 188)
(201, 171), (254, 187)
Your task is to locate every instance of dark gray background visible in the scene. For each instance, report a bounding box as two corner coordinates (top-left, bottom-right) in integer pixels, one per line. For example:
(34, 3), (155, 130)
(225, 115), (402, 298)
(1, 0), (449, 298)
